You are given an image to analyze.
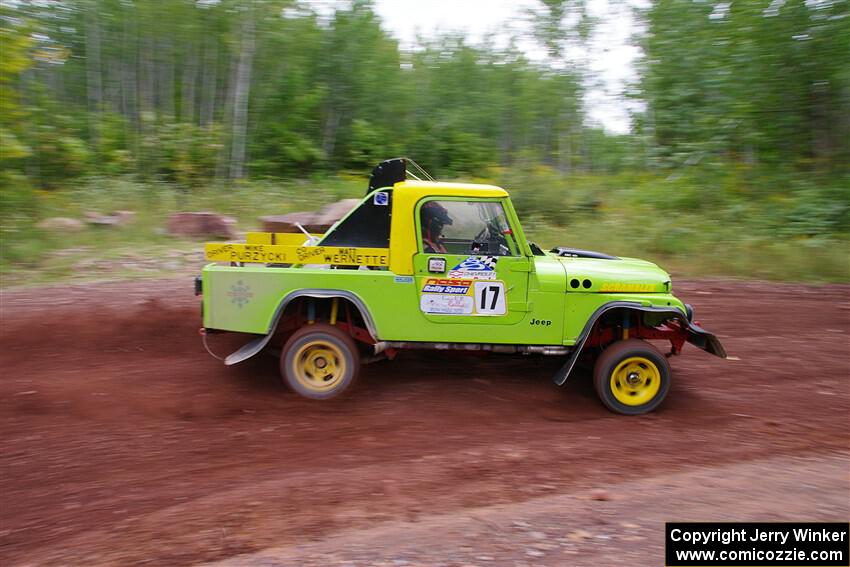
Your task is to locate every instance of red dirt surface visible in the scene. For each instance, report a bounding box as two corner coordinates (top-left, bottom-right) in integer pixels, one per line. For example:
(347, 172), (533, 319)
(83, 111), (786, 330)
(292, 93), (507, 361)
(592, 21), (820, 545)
(1, 278), (848, 566)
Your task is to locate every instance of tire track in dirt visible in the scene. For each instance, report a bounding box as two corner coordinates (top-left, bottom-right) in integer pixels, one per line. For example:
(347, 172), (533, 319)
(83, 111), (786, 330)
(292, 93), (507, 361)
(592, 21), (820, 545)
(1, 278), (848, 566)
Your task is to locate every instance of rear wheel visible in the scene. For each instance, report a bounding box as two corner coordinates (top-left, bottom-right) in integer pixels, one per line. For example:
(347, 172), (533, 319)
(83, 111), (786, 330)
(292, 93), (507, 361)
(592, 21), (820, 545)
(281, 324), (360, 399)
(593, 339), (671, 415)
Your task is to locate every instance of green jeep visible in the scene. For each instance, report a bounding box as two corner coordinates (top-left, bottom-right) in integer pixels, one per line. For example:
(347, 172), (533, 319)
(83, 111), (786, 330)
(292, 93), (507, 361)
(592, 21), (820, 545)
(197, 159), (726, 415)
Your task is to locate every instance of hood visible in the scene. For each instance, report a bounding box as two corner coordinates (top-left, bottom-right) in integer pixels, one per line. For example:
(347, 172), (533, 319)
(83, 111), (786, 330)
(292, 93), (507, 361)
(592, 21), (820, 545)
(551, 253), (671, 293)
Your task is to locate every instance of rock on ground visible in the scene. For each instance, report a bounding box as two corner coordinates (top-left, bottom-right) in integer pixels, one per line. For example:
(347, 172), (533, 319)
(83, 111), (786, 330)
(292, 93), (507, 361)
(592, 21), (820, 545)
(35, 217), (84, 232)
(259, 198), (360, 234)
(167, 212), (237, 239)
(84, 210), (136, 227)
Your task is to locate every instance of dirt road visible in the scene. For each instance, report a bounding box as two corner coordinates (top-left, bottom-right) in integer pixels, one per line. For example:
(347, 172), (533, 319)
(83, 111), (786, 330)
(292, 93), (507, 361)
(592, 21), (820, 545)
(1, 278), (848, 566)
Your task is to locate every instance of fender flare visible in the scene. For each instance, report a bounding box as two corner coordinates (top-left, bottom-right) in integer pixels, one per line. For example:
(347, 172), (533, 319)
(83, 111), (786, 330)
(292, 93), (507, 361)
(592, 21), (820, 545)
(552, 301), (727, 386)
(222, 289), (378, 366)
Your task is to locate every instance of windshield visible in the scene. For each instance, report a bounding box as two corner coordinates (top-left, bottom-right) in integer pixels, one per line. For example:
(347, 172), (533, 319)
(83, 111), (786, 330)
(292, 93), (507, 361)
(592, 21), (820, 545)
(420, 199), (518, 256)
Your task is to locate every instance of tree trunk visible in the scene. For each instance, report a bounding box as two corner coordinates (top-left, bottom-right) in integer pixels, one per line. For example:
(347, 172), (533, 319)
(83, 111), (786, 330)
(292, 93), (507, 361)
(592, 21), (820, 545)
(141, 36), (155, 116)
(558, 122), (572, 175)
(199, 36), (218, 126)
(106, 55), (122, 114)
(159, 38), (175, 118)
(85, 3), (102, 141)
(229, 16), (256, 179)
(122, 11), (138, 128)
(321, 106), (341, 161)
(181, 43), (198, 124)
(214, 50), (238, 182)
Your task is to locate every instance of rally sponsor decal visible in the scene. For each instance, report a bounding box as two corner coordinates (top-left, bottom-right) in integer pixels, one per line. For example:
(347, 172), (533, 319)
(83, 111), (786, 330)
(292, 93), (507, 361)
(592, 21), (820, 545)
(598, 282), (656, 293)
(419, 294), (474, 315)
(427, 257), (446, 273)
(421, 277), (472, 295)
(205, 243), (389, 267)
(448, 256), (498, 279)
(419, 277), (507, 316)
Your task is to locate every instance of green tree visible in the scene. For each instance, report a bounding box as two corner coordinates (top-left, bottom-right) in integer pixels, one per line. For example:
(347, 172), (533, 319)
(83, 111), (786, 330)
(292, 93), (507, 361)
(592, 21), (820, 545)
(640, 0), (850, 172)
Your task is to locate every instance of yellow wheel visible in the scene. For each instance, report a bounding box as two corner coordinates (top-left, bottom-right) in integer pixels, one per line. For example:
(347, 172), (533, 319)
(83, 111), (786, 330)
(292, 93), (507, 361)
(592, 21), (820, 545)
(609, 357), (661, 406)
(281, 324), (360, 399)
(593, 339), (671, 415)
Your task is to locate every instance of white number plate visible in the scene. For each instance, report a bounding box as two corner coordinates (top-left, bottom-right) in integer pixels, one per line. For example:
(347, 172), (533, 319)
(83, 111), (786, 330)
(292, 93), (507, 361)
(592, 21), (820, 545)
(473, 281), (506, 315)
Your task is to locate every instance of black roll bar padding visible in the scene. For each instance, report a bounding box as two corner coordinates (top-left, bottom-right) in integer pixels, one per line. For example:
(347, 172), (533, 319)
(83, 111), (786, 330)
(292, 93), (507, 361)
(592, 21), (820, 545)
(368, 158), (407, 193)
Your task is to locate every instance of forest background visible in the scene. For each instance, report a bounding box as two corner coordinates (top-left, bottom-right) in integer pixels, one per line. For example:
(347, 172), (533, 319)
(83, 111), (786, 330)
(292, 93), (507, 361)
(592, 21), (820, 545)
(1, 0), (848, 284)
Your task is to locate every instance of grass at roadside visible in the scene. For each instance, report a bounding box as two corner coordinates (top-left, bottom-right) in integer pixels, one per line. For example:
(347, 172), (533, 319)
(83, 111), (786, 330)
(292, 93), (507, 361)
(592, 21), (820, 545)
(1, 170), (847, 287)
(0, 176), (364, 286)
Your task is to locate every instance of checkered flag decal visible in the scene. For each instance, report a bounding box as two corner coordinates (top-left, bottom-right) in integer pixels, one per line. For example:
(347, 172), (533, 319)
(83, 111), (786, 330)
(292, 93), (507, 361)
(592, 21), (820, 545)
(449, 256), (499, 276)
(480, 256), (497, 270)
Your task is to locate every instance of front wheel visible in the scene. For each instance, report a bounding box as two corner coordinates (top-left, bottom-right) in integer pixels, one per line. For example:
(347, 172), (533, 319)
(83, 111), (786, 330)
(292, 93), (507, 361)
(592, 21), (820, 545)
(281, 324), (360, 399)
(593, 339), (671, 415)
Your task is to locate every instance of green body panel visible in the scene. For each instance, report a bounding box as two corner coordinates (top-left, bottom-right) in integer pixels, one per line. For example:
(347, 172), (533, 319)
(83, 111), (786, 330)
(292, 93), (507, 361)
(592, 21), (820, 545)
(555, 255), (683, 343)
(203, 263), (569, 345)
(557, 256), (671, 293)
(203, 265), (416, 337)
(201, 189), (690, 347)
(411, 254), (531, 324)
(202, 251), (686, 346)
(562, 292), (686, 344)
(530, 255), (568, 292)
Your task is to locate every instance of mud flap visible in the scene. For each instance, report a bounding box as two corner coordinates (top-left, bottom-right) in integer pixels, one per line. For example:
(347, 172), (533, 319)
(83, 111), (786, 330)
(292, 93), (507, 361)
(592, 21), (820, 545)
(224, 334), (273, 366)
(552, 348), (582, 387)
(216, 289), (379, 366)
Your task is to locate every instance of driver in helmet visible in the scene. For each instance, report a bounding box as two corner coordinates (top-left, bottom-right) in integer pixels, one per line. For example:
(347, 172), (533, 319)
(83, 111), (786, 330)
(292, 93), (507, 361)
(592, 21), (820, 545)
(421, 201), (452, 254)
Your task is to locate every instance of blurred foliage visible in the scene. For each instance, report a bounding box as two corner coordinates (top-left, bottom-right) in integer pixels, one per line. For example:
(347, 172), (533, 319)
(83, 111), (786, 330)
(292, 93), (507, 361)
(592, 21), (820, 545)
(639, 0), (850, 172)
(0, 0), (848, 283)
(0, 0), (588, 185)
(1, 173), (847, 285)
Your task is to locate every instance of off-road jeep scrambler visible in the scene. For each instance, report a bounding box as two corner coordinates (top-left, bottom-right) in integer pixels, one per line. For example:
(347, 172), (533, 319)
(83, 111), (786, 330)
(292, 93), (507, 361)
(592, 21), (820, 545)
(197, 159), (725, 414)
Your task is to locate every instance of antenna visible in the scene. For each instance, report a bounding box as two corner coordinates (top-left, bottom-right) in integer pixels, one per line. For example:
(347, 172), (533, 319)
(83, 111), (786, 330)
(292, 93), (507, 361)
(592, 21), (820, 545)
(405, 158), (436, 182)
(294, 222), (319, 246)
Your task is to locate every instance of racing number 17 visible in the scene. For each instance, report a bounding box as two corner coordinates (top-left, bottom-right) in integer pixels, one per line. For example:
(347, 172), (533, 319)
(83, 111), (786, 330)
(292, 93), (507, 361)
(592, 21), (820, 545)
(473, 281), (506, 315)
(480, 285), (500, 310)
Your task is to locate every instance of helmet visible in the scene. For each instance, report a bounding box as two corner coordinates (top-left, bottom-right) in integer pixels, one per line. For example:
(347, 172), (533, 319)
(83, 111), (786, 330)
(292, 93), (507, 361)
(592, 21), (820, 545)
(421, 201), (452, 254)
(421, 201), (453, 228)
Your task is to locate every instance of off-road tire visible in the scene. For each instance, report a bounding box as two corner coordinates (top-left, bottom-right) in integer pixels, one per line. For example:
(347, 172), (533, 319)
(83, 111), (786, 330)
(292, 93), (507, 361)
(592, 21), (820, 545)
(593, 339), (671, 415)
(281, 324), (360, 400)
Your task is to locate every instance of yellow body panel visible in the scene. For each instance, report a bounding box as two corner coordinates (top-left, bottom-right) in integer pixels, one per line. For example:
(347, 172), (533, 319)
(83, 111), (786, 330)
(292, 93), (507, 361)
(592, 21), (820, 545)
(205, 242), (389, 267)
(209, 180), (508, 273)
(388, 180), (509, 275)
(246, 232), (323, 245)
